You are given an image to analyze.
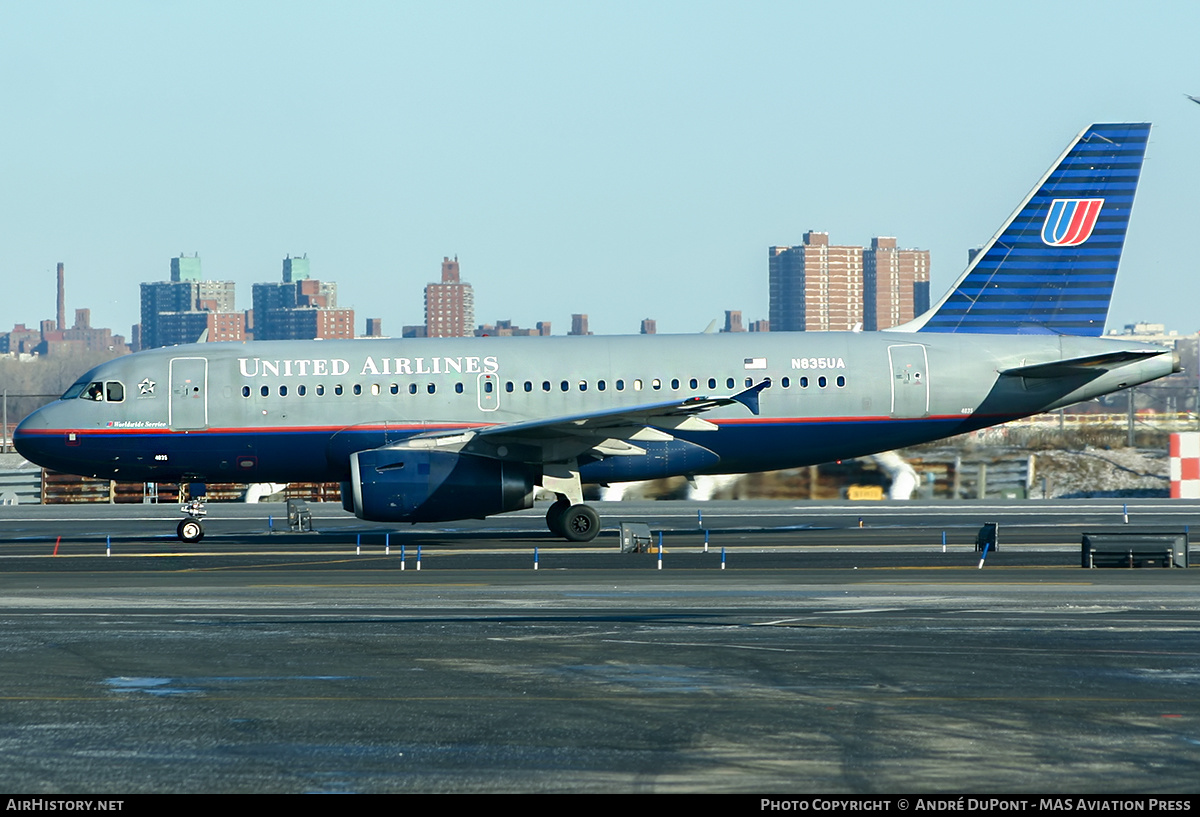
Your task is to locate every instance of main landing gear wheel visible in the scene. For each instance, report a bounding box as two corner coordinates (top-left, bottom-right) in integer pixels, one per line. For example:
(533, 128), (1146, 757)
(545, 500), (601, 543)
(561, 504), (600, 543)
(177, 517), (204, 544)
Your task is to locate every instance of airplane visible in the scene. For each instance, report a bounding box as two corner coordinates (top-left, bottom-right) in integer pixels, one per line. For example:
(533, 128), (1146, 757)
(14, 122), (1179, 544)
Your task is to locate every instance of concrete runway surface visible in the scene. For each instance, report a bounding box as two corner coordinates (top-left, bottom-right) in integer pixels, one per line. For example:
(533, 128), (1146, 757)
(1, 500), (1198, 793)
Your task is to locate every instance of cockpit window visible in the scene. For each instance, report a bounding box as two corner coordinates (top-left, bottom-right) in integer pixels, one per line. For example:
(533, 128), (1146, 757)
(72, 380), (124, 402)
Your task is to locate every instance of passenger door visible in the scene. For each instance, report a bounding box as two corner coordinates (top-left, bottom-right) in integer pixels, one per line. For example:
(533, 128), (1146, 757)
(169, 357), (209, 430)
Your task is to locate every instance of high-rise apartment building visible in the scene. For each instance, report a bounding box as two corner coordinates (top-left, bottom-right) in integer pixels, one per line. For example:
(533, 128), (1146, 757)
(424, 257), (474, 338)
(252, 256), (353, 340)
(863, 237), (931, 331)
(569, 314), (591, 336)
(770, 232), (928, 332)
(140, 255), (243, 349)
(769, 232), (863, 332)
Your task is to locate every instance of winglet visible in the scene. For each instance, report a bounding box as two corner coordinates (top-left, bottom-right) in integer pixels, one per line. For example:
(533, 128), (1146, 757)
(730, 380), (770, 416)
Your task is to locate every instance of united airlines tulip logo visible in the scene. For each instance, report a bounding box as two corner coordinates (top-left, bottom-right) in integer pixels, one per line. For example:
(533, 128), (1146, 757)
(1041, 198), (1103, 247)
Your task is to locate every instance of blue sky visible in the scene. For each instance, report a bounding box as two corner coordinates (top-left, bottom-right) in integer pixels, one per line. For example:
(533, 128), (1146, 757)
(2, 1), (1198, 339)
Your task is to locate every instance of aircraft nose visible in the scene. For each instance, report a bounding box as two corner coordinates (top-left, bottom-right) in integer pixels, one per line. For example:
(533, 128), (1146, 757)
(13, 404), (59, 466)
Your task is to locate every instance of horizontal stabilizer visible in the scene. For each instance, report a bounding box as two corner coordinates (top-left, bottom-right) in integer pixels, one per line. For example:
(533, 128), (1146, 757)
(1000, 349), (1169, 379)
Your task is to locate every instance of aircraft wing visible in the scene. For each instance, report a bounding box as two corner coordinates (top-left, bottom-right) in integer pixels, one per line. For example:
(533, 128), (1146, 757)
(392, 381), (770, 462)
(1000, 349), (1171, 379)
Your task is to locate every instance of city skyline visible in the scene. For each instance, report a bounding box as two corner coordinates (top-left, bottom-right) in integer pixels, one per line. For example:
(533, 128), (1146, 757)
(2, 3), (1199, 338)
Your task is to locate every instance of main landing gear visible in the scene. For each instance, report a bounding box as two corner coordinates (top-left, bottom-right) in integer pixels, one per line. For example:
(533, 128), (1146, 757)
(545, 497), (600, 543)
(177, 496), (207, 544)
(541, 465), (601, 543)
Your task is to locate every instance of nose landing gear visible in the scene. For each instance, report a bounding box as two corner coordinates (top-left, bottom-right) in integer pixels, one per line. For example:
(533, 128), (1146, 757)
(177, 496), (207, 543)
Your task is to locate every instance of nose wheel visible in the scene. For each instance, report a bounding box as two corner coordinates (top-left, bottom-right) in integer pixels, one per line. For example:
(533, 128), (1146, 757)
(177, 516), (204, 543)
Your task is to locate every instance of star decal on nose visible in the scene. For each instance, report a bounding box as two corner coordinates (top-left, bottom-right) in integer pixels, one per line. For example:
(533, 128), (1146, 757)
(138, 378), (156, 396)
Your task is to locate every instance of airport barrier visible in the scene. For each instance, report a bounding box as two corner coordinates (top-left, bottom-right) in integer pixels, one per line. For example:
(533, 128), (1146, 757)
(1007, 411), (1196, 430)
(1081, 531), (1190, 568)
(0, 466), (40, 504)
(36, 470), (343, 505)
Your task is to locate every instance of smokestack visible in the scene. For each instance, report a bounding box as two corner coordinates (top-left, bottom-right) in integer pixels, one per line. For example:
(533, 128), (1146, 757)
(56, 262), (65, 332)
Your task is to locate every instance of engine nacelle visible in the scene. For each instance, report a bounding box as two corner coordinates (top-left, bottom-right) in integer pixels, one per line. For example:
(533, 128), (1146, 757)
(349, 447), (536, 523)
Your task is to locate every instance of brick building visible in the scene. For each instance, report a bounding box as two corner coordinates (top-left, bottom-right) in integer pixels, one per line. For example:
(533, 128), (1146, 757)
(424, 257), (474, 338)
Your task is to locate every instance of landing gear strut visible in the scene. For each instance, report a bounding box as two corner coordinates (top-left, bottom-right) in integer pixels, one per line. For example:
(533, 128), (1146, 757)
(541, 466), (601, 543)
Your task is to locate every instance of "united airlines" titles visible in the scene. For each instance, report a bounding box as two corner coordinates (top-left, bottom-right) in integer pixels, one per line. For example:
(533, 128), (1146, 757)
(238, 356), (500, 379)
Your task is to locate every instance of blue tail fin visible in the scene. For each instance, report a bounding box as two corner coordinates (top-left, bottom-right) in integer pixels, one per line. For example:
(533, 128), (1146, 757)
(907, 122), (1150, 336)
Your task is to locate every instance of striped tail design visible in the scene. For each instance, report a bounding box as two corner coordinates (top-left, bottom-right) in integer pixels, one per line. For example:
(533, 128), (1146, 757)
(910, 122), (1150, 336)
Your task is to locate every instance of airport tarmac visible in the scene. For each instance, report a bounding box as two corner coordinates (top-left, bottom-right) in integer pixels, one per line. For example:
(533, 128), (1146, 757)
(1, 499), (1199, 793)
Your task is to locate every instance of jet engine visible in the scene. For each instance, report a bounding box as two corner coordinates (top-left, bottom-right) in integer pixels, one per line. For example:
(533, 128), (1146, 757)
(347, 446), (537, 523)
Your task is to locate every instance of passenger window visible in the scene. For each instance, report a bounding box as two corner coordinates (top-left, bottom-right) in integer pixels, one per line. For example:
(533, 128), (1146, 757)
(578, 380), (587, 392)
(353, 384), (362, 396)
(542, 381), (551, 392)
(335, 385), (344, 396)
(390, 384), (399, 395)
(409, 384), (418, 395)
(316, 384), (326, 396)
(652, 379), (661, 390)
(505, 381), (513, 393)
(427, 383), (436, 394)
(671, 379), (680, 390)
(633, 379), (643, 391)
(597, 380), (606, 391)
(105, 382), (124, 402)
(708, 378), (716, 390)
(298, 385), (307, 396)
(279, 385), (288, 396)
(689, 378), (698, 390)
(260, 385), (269, 397)
(818, 376), (827, 388)
(560, 381), (569, 392)
(524, 381), (533, 392)
(745, 378), (753, 388)
(800, 377), (808, 388)
(726, 378), (734, 389)
(616, 380), (625, 391)
(782, 377), (790, 388)
(242, 386), (251, 398)
(837, 376), (846, 387)
(455, 383), (464, 394)
(371, 384), (381, 396)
